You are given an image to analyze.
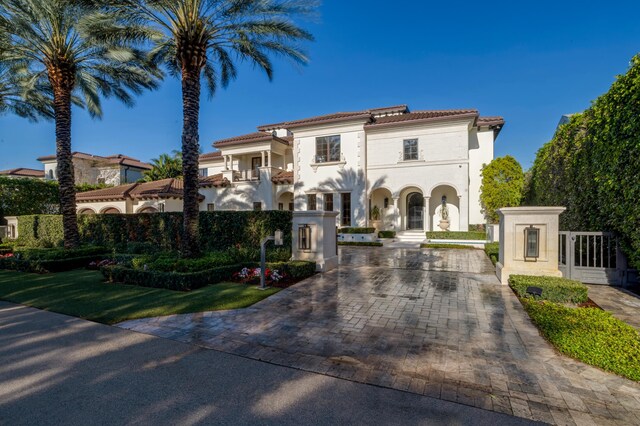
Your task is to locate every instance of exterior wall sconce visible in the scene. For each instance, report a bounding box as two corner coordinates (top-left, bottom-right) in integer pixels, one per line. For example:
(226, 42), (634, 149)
(298, 224), (312, 251)
(524, 225), (540, 260)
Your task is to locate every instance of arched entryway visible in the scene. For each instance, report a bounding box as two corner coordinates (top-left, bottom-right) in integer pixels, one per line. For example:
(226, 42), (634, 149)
(137, 207), (158, 214)
(100, 207), (121, 214)
(276, 191), (294, 211)
(78, 208), (95, 215)
(429, 185), (460, 231)
(406, 192), (424, 230)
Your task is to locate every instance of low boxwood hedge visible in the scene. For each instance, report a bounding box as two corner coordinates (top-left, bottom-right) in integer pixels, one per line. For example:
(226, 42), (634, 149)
(14, 246), (108, 261)
(521, 299), (640, 381)
(0, 255), (108, 273)
(426, 231), (486, 240)
(101, 264), (240, 291)
(509, 275), (588, 304)
(485, 242), (499, 265)
(378, 231), (396, 238)
(338, 242), (383, 247)
(102, 260), (316, 292)
(338, 227), (376, 234)
(420, 244), (478, 250)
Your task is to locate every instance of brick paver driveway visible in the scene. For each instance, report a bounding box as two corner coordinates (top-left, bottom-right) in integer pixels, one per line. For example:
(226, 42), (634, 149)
(120, 247), (640, 425)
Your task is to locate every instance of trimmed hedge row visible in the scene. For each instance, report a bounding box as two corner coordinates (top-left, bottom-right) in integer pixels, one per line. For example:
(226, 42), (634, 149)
(485, 242), (499, 266)
(102, 260), (316, 291)
(338, 242), (383, 247)
(509, 275), (588, 304)
(378, 231), (396, 238)
(521, 299), (640, 381)
(15, 212), (293, 253)
(338, 227), (376, 234)
(426, 231), (487, 240)
(421, 244), (478, 250)
(14, 246), (108, 260)
(0, 255), (107, 273)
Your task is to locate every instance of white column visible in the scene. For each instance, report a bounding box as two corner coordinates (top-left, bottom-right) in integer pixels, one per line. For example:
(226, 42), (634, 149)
(224, 155), (228, 170)
(424, 196), (430, 232)
(459, 194), (468, 231)
(261, 151), (265, 167)
(229, 155), (234, 171)
(267, 151), (272, 168)
(393, 197), (400, 231)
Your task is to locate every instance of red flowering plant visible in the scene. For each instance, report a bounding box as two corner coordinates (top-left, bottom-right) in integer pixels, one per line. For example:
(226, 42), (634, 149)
(232, 267), (286, 286)
(0, 253), (14, 259)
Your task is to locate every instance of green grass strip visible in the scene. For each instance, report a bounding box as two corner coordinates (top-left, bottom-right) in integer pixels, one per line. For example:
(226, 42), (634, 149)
(0, 269), (278, 325)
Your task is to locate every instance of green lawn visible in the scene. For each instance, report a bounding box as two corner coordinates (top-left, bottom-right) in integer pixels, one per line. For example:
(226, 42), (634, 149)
(0, 269), (279, 324)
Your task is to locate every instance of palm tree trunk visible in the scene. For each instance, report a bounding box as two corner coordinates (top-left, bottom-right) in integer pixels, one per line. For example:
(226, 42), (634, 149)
(52, 84), (80, 249)
(180, 68), (202, 258)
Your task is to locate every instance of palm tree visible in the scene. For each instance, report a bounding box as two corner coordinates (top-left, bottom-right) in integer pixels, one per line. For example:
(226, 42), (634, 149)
(143, 151), (183, 181)
(84, 0), (315, 257)
(0, 0), (160, 248)
(0, 36), (53, 120)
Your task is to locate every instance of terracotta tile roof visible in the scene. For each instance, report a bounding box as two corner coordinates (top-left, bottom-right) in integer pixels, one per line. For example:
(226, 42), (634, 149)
(127, 178), (185, 200)
(199, 173), (230, 188)
(366, 110), (479, 128)
(199, 151), (223, 162)
(212, 132), (290, 148)
(76, 177), (223, 203)
(271, 170), (294, 185)
(477, 116), (505, 127)
(37, 152), (151, 170)
(76, 183), (138, 201)
(258, 111), (373, 131)
(0, 168), (45, 178)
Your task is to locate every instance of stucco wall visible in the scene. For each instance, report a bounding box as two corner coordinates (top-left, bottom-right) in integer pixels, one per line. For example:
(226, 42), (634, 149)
(468, 129), (495, 225)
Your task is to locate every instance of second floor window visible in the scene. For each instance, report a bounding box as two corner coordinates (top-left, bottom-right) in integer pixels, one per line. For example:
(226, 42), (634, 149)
(325, 193), (334, 211)
(307, 194), (317, 211)
(403, 139), (418, 161)
(199, 168), (208, 177)
(316, 135), (341, 163)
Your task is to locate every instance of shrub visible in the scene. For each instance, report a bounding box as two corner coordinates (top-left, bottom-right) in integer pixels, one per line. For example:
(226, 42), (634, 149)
(338, 242), (383, 247)
(0, 255), (108, 273)
(0, 177), (59, 218)
(469, 224), (485, 232)
(14, 246), (107, 261)
(378, 231), (396, 238)
(509, 275), (588, 304)
(420, 244), (478, 250)
(101, 264), (240, 291)
(338, 227), (376, 234)
(485, 242), (499, 265)
(102, 260), (315, 291)
(426, 231), (486, 240)
(521, 299), (640, 381)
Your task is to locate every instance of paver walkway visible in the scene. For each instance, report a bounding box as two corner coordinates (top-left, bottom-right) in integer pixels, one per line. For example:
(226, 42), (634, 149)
(587, 284), (640, 330)
(120, 247), (640, 425)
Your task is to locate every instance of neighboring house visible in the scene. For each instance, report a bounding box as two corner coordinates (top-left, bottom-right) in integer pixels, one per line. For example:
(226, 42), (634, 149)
(37, 152), (151, 185)
(0, 168), (45, 179)
(76, 104), (504, 232)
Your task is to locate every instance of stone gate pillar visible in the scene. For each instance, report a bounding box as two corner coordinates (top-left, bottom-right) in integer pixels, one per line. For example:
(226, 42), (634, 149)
(292, 211), (339, 272)
(496, 207), (566, 285)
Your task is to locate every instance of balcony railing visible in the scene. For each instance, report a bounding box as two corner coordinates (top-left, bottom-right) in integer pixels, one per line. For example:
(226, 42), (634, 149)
(233, 169), (260, 182)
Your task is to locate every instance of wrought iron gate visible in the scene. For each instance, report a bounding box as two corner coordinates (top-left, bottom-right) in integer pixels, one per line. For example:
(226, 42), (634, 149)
(559, 232), (626, 285)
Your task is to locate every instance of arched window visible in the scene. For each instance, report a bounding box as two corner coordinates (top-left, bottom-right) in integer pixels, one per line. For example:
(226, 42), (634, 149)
(138, 207), (158, 214)
(78, 208), (96, 215)
(101, 208), (121, 214)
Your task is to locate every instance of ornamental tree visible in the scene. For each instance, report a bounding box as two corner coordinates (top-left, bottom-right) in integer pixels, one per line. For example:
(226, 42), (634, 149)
(480, 155), (525, 223)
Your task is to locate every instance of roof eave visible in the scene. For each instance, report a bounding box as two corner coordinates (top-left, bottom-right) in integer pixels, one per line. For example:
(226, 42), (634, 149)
(365, 112), (479, 131)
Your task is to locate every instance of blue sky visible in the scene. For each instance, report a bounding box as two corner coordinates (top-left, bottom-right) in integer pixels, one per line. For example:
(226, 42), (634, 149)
(1, 1), (640, 171)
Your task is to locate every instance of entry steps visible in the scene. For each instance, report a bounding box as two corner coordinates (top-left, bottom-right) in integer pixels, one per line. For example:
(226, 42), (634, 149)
(396, 230), (427, 243)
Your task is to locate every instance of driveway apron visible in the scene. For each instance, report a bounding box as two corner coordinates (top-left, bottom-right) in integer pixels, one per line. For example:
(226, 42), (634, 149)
(119, 247), (640, 425)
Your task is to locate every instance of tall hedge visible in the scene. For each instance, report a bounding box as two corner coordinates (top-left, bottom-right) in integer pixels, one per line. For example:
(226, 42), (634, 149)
(0, 177), (60, 218)
(479, 156), (525, 223)
(15, 212), (293, 252)
(526, 54), (640, 268)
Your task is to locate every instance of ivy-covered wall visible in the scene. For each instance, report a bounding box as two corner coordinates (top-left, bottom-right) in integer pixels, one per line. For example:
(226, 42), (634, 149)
(526, 55), (640, 268)
(0, 177), (60, 217)
(15, 211), (293, 252)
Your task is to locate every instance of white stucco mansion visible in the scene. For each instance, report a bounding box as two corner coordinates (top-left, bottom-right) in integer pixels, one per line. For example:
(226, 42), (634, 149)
(75, 104), (504, 232)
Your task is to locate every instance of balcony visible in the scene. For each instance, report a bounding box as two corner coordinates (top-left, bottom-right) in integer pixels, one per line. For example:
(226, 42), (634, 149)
(233, 169), (261, 182)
